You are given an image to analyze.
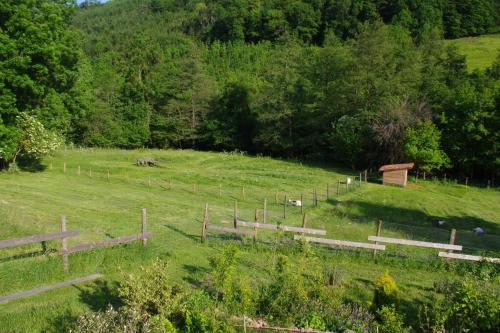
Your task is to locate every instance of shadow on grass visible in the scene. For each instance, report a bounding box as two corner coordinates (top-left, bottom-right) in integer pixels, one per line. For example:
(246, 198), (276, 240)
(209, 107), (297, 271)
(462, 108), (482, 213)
(182, 264), (208, 288)
(336, 200), (500, 244)
(0, 248), (56, 264)
(164, 224), (199, 242)
(75, 279), (122, 312)
(45, 310), (78, 333)
(17, 156), (46, 172)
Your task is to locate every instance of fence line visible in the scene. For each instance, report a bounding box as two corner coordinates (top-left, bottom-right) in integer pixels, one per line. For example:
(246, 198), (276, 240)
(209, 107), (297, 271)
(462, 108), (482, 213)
(0, 274), (103, 303)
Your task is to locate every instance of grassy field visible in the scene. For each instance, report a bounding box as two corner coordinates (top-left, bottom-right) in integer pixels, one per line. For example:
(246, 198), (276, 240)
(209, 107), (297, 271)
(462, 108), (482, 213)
(0, 149), (499, 332)
(448, 33), (500, 71)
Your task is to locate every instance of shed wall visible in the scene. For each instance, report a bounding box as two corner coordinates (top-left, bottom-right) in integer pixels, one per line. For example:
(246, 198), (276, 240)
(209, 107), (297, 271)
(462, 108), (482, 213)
(382, 169), (407, 187)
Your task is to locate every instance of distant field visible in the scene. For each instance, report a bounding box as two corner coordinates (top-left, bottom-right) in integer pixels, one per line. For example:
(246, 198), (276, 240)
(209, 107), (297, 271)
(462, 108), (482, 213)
(0, 149), (499, 331)
(448, 34), (500, 71)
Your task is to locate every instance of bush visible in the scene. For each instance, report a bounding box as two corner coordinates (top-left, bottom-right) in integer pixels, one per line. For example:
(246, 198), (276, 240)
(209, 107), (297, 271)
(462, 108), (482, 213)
(371, 270), (400, 312)
(175, 291), (234, 333)
(118, 259), (182, 318)
(71, 305), (175, 333)
(377, 306), (410, 333)
(418, 278), (500, 333)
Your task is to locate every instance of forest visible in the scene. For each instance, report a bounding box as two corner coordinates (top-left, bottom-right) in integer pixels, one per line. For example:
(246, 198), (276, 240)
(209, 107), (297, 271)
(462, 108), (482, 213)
(1, 0), (499, 178)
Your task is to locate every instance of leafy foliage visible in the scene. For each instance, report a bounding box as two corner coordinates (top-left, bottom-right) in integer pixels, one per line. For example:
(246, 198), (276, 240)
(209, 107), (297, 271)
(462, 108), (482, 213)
(404, 120), (449, 172)
(371, 270), (400, 312)
(418, 278), (500, 333)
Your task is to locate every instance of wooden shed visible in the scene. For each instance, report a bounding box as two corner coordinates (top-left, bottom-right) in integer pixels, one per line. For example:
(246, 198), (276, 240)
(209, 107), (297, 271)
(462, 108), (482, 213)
(379, 163), (414, 187)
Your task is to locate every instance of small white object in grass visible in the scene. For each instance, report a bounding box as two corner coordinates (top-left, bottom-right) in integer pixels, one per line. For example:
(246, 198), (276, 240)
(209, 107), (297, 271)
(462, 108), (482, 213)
(438, 220), (446, 226)
(473, 227), (485, 236)
(288, 199), (302, 207)
(347, 177), (352, 184)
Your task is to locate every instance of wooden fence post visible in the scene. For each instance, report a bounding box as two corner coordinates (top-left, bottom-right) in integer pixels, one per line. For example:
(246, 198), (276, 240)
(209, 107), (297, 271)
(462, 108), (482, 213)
(444, 173), (447, 183)
(423, 172), (426, 180)
(487, 180), (491, 189)
(263, 199), (267, 224)
(253, 208), (259, 242)
(465, 177), (468, 188)
(283, 195), (287, 219)
(300, 193), (304, 214)
(201, 203), (208, 243)
(63, 162), (66, 173)
(373, 220), (383, 258)
(364, 170), (368, 182)
(141, 208), (147, 247)
(346, 178), (349, 192)
(61, 215), (68, 273)
(233, 200), (238, 228)
(337, 180), (340, 195)
(447, 228), (456, 261)
(302, 213), (307, 228)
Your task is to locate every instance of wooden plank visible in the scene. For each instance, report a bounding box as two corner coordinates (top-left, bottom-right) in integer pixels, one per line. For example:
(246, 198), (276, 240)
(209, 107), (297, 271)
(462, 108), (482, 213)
(207, 224), (256, 236)
(295, 235), (385, 250)
(438, 252), (500, 263)
(61, 232), (151, 255)
(368, 236), (462, 251)
(237, 220), (278, 230)
(0, 230), (79, 249)
(237, 220), (326, 235)
(281, 225), (326, 235)
(0, 274), (103, 303)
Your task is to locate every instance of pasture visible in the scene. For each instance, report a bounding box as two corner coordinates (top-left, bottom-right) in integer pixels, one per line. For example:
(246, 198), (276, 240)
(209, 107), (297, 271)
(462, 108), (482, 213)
(448, 33), (500, 71)
(0, 149), (499, 332)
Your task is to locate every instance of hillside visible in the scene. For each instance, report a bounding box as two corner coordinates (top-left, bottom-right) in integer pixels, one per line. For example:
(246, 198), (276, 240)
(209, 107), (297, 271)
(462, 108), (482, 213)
(0, 149), (499, 331)
(449, 33), (500, 71)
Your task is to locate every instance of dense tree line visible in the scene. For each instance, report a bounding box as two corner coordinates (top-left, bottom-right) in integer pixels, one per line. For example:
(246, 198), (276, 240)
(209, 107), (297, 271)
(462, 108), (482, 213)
(1, 0), (499, 180)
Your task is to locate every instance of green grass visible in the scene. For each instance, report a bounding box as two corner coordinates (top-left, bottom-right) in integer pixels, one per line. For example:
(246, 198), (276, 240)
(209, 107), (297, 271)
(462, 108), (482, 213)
(448, 33), (500, 71)
(0, 148), (499, 332)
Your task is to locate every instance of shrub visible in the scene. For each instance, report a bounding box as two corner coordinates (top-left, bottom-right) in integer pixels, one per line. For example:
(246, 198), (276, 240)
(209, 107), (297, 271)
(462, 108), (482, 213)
(376, 306), (410, 333)
(175, 291), (234, 333)
(207, 244), (239, 299)
(118, 259), (182, 318)
(71, 305), (175, 333)
(371, 270), (400, 312)
(418, 278), (500, 333)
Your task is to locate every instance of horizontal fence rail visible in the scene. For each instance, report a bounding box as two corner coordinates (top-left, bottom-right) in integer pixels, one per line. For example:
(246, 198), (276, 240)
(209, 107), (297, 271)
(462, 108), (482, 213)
(0, 231), (79, 250)
(60, 232), (151, 255)
(295, 235), (386, 250)
(236, 220), (326, 235)
(368, 236), (463, 251)
(206, 225), (257, 236)
(0, 274), (103, 303)
(438, 252), (500, 263)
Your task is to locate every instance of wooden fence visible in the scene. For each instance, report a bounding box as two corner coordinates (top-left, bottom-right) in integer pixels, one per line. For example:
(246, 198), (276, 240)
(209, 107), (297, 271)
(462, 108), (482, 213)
(0, 274), (102, 303)
(294, 235), (386, 251)
(0, 230), (79, 250)
(368, 236), (463, 251)
(438, 252), (500, 264)
(60, 209), (150, 272)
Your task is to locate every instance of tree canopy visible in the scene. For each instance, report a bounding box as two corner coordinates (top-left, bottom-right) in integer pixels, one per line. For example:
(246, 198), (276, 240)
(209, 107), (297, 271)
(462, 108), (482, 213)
(1, 0), (499, 179)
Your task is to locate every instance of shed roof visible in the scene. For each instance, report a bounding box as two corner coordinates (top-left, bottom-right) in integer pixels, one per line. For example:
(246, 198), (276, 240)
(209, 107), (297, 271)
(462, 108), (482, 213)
(379, 163), (414, 172)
